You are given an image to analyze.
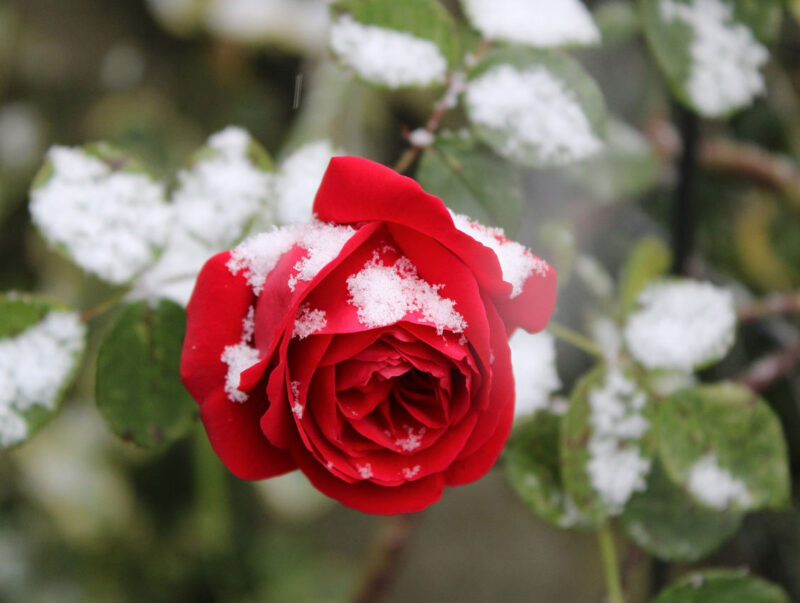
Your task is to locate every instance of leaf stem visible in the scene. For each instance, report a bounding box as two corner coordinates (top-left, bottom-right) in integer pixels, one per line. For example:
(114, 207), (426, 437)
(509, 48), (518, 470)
(547, 321), (603, 358)
(597, 524), (625, 603)
(79, 288), (130, 322)
(737, 292), (800, 323)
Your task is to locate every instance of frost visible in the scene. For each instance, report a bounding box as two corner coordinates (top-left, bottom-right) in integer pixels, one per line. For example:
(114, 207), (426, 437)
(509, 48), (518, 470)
(172, 126), (272, 249)
(0, 311), (86, 447)
(465, 64), (603, 166)
(357, 463), (373, 479)
(624, 280), (736, 371)
(205, 0), (330, 52)
(402, 465), (421, 480)
(660, 0), (768, 117)
(30, 146), (170, 284)
(451, 213), (548, 298)
(586, 370), (651, 513)
(687, 453), (752, 510)
(330, 15), (447, 89)
(292, 304), (327, 340)
(275, 140), (338, 225)
(509, 330), (561, 418)
(347, 253), (467, 334)
(290, 380), (303, 418)
(461, 0), (599, 48)
(395, 426), (426, 452)
(228, 223), (356, 296)
(220, 307), (259, 403)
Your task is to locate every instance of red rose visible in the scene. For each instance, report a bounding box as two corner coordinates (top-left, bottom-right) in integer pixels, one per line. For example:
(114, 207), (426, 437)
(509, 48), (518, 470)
(180, 157), (557, 514)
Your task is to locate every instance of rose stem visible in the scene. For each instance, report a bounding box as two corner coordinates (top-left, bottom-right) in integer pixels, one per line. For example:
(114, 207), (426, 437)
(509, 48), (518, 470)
(351, 513), (421, 603)
(392, 38), (493, 175)
(597, 524), (626, 603)
(79, 287), (130, 322)
(547, 321), (604, 358)
(738, 339), (800, 392)
(737, 292), (800, 322)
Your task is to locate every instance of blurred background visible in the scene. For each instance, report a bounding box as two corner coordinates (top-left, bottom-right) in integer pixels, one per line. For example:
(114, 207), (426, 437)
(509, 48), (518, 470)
(2, 0), (800, 601)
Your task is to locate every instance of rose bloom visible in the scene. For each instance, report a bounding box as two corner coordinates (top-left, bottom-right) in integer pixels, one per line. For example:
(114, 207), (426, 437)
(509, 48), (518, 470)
(181, 157), (556, 514)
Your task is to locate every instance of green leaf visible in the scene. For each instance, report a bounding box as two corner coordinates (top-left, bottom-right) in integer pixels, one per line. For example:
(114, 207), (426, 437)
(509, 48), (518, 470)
(653, 570), (790, 603)
(331, 0), (459, 88)
(465, 47), (607, 168)
(658, 383), (791, 512)
(567, 118), (661, 202)
(0, 294), (87, 449)
(96, 300), (198, 449)
(618, 237), (672, 316)
(505, 412), (591, 530)
(621, 462), (743, 561)
(639, 0), (783, 117)
(416, 133), (524, 235)
(561, 365), (655, 524)
(594, 1), (640, 45)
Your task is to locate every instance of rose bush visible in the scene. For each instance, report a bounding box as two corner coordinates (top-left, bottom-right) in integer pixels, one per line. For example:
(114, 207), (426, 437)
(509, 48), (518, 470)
(180, 157), (557, 513)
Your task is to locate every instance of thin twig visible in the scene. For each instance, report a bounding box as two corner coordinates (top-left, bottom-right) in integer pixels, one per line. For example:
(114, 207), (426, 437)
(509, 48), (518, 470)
(738, 339), (800, 392)
(738, 292), (800, 323)
(392, 38), (492, 174)
(351, 513), (422, 603)
(597, 524), (625, 603)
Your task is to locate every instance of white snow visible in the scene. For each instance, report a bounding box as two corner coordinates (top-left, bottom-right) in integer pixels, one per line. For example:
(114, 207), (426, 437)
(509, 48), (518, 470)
(330, 15), (448, 89)
(402, 465), (421, 480)
(586, 370), (651, 513)
(394, 426), (426, 452)
(624, 280), (736, 371)
(509, 330), (561, 418)
(687, 452), (752, 510)
(275, 140), (338, 225)
(220, 307), (259, 403)
(0, 311), (86, 447)
(356, 463), (373, 479)
(464, 64), (603, 166)
(408, 128), (435, 148)
(591, 317), (622, 366)
(461, 0), (599, 48)
(451, 212), (548, 298)
(30, 146), (170, 284)
(660, 0), (768, 117)
(346, 253), (467, 334)
(172, 126), (273, 249)
(227, 222), (356, 295)
(292, 304), (327, 340)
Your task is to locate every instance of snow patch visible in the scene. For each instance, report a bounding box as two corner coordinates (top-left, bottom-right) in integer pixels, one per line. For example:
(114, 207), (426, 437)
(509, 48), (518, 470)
(451, 213), (548, 298)
(0, 311), (86, 447)
(330, 15), (447, 89)
(462, 0), (599, 48)
(660, 0), (768, 117)
(586, 370), (651, 513)
(347, 253), (467, 334)
(30, 146), (170, 284)
(395, 426), (426, 452)
(624, 280), (735, 371)
(292, 304), (327, 340)
(509, 330), (561, 418)
(357, 463), (373, 479)
(275, 140), (338, 225)
(465, 64), (602, 166)
(402, 465), (421, 480)
(220, 307), (259, 403)
(687, 452), (752, 510)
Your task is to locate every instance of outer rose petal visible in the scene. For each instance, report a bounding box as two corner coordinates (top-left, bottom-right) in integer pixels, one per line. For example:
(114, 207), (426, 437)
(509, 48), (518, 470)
(200, 389), (295, 480)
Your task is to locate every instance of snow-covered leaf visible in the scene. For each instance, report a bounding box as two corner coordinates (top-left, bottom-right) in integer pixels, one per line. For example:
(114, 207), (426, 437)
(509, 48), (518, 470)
(618, 237), (672, 317)
(658, 383), (790, 512)
(0, 294), (86, 450)
(29, 144), (170, 285)
(464, 47), (606, 168)
(505, 412), (591, 530)
(621, 462), (743, 561)
(561, 365), (655, 523)
(416, 132), (524, 235)
(330, 0), (459, 89)
(274, 139), (339, 226)
(567, 118), (661, 201)
(640, 0), (782, 118)
(624, 279), (735, 371)
(653, 570), (790, 603)
(509, 330), (562, 418)
(96, 300), (197, 449)
(459, 0), (599, 49)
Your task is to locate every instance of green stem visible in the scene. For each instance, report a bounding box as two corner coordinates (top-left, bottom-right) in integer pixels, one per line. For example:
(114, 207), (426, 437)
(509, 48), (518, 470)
(547, 321), (603, 358)
(79, 288), (129, 322)
(597, 524), (625, 603)
(193, 426), (233, 554)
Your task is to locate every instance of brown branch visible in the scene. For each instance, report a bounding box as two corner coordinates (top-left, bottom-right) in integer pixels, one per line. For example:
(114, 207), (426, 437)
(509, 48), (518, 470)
(351, 513), (422, 603)
(738, 340), (800, 392)
(644, 116), (800, 210)
(738, 292), (800, 323)
(393, 38), (493, 174)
